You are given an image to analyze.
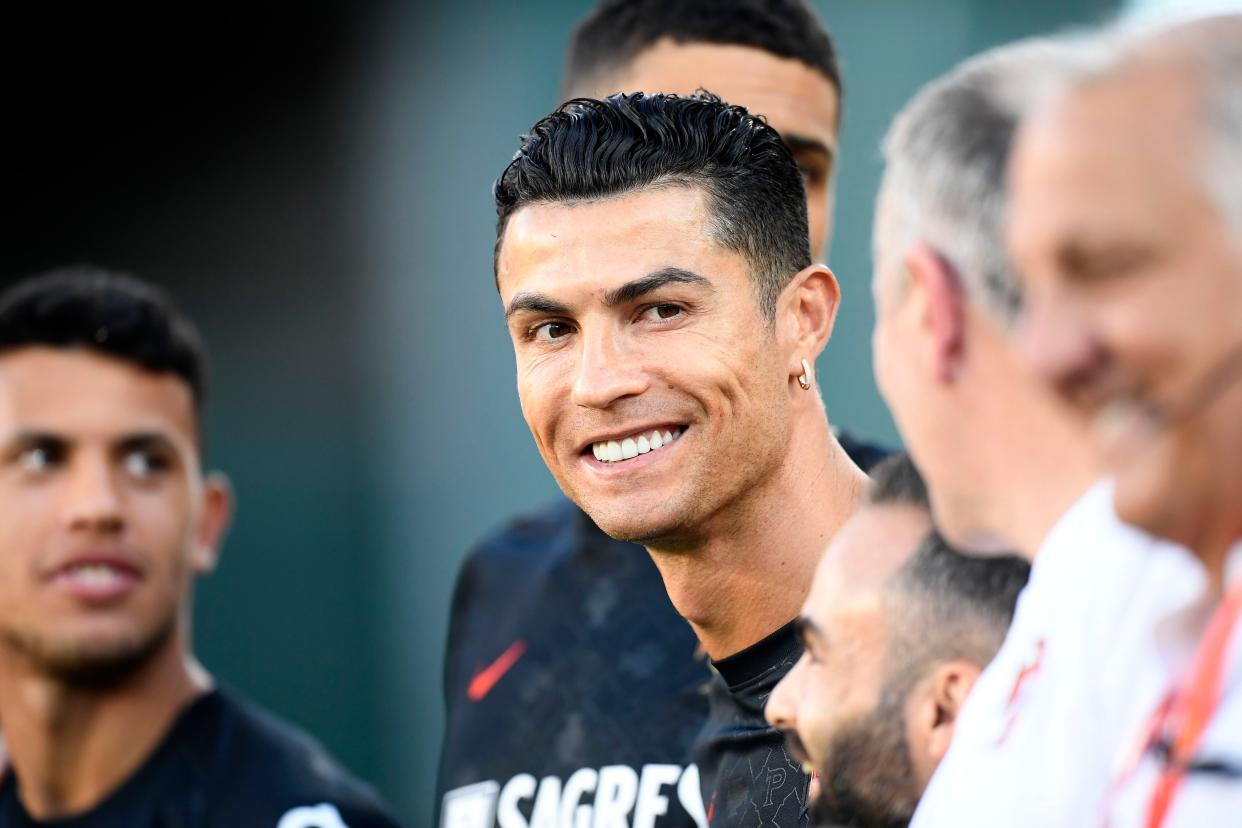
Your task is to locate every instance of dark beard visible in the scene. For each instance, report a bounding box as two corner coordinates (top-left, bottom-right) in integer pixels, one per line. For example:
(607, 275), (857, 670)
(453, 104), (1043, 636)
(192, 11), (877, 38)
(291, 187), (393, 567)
(1, 614), (177, 690)
(810, 679), (920, 828)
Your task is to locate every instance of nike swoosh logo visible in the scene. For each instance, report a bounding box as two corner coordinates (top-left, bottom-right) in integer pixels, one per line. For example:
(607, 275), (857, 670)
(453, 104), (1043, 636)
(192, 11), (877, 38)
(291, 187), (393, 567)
(467, 640), (527, 701)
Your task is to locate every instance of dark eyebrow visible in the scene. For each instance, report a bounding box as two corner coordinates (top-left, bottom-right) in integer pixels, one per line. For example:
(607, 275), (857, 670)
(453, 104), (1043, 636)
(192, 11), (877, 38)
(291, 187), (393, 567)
(116, 433), (178, 455)
(783, 134), (836, 169)
(4, 431), (68, 452)
(504, 293), (572, 320)
(602, 267), (714, 307)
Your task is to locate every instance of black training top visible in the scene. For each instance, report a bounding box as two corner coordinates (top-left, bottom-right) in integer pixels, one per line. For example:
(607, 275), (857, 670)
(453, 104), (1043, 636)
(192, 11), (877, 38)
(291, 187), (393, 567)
(437, 432), (889, 828)
(0, 689), (402, 828)
(438, 499), (710, 828)
(695, 622), (808, 828)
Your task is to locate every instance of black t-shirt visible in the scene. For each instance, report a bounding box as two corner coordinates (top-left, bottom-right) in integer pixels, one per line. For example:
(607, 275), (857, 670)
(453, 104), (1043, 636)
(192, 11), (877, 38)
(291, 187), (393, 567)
(0, 689), (402, 828)
(438, 432), (888, 828)
(438, 499), (710, 828)
(694, 622), (808, 828)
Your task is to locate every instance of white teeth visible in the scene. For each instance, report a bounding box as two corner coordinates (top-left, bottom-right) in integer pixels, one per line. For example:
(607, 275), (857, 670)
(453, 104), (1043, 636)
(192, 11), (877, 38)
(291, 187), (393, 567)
(69, 564), (123, 587)
(591, 427), (684, 463)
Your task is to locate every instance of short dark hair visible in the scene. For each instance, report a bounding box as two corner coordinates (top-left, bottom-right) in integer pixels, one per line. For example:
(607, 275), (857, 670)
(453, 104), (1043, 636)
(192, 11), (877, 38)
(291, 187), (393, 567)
(868, 451), (931, 510)
(494, 91), (812, 318)
(868, 453), (1029, 677)
(562, 0), (841, 103)
(0, 266), (208, 412)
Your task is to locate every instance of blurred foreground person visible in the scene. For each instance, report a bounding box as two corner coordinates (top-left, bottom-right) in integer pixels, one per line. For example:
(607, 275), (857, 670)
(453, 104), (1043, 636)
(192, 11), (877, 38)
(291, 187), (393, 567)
(0, 269), (401, 828)
(766, 454), (1028, 828)
(492, 91), (869, 828)
(870, 37), (1185, 827)
(439, 4), (886, 828)
(1009, 14), (1242, 825)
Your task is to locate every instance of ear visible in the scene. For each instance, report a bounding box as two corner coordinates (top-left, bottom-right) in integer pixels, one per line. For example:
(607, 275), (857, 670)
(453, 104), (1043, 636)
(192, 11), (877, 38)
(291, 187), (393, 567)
(191, 472), (234, 575)
(904, 244), (966, 384)
(921, 659), (982, 764)
(776, 264), (841, 384)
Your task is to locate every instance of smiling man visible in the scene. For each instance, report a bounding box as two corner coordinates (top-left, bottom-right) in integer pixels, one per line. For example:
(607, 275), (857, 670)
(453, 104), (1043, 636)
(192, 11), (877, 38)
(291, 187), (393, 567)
(0, 269), (401, 827)
(437, 7), (888, 828)
(1008, 15), (1242, 825)
(492, 92), (869, 828)
(766, 454), (1027, 828)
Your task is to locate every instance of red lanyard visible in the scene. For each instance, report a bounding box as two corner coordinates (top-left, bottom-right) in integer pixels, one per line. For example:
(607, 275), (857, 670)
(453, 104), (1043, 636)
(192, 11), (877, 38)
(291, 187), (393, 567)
(1143, 576), (1242, 828)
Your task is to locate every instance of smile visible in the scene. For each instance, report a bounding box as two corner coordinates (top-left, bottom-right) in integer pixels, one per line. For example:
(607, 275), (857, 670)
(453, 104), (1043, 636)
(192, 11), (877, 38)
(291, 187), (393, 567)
(590, 427), (683, 463)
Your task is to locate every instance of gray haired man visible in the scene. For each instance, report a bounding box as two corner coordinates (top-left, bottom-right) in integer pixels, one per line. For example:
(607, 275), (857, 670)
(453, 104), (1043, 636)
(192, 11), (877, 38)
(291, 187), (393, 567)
(1010, 13), (1242, 825)
(869, 36), (1183, 827)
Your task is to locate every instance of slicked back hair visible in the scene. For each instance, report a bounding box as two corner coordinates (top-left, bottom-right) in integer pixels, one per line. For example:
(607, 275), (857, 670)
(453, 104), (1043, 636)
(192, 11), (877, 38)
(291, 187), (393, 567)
(0, 266), (208, 415)
(868, 453), (1030, 682)
(562, 0), (841, 103)
(494, 91), (812, 319)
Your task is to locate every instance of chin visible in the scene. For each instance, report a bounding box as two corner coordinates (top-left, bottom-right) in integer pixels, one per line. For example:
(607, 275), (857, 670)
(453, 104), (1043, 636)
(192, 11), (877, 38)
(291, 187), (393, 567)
(5, 615), (176, 687)
(1112, 422), (1207, 551)
(587, 509), (687, 545)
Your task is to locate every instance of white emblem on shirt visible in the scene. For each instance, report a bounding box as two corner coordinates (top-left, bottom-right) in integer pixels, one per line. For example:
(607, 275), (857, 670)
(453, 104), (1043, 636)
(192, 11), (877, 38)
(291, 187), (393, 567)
(277, 802), (350, 828)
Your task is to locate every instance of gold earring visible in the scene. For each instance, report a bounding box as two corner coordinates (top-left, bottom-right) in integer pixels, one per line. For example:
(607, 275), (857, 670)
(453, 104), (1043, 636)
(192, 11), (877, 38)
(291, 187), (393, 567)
(798, 358), (813, 390)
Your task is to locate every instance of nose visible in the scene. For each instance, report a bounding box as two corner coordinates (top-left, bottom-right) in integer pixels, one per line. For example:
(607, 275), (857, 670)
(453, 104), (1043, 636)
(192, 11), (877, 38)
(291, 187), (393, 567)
(61, 453), (124, 534)
(765, 655), (806, 730)
(570, 326), (649, 409)
(1017, 292), (1101, 397)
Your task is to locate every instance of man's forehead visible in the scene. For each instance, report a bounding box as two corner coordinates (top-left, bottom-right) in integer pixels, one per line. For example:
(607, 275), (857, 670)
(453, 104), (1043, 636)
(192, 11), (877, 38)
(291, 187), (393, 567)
(497, 186), (726, 297)
(0, 347), (196, 439)
(1010, 61), (1207, 245)
(599, 38), (840, 140)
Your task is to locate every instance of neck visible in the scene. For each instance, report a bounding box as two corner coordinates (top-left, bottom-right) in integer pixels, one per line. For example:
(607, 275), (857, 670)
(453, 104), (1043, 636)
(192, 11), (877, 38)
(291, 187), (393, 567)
(0, 630), (209, 820)
(646, 411), (868, 659)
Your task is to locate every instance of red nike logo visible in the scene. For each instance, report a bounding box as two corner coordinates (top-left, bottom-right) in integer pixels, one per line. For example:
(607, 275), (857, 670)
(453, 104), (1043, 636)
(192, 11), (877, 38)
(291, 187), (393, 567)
(467, 640), (527, 701)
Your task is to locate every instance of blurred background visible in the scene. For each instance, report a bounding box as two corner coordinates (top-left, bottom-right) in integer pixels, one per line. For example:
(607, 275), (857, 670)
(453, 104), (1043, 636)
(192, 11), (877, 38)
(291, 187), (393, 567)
(7, 0), (1161, 823)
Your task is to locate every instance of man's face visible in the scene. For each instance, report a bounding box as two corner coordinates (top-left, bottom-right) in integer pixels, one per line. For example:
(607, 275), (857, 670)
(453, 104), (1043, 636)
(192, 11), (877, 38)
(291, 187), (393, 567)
(0, 348), (220, 681)
(497, 186), (794, 543)
(1009, 64), (1242, 547)
(597, 39), (841, 259)
(766, 504), (929, 828)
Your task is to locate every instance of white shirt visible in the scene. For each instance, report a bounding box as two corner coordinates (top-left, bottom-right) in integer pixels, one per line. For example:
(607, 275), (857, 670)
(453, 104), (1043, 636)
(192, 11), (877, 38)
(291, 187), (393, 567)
(912, 481), (1192, 828)
(1106, 541), (1242, 828)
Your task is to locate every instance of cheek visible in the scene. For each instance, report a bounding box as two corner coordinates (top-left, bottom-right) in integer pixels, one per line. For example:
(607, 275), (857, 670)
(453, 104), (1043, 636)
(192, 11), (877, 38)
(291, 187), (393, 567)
(129, 487), (196, 569)
(0, 485), (55, 570)
(516, 359), (564, 426)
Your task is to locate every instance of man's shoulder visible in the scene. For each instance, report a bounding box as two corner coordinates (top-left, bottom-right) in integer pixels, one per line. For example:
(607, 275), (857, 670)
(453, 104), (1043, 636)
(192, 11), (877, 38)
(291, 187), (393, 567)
(460, 496), (628, 574)
(201, 690), (403, 827)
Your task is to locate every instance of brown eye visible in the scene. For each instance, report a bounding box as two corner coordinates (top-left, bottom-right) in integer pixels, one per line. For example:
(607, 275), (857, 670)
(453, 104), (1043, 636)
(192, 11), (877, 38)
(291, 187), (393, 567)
(533, 321), (574, 342)
(21, 445), (59, 472)
(125, 450), (169, 478)
(641, 304), (684, 322)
